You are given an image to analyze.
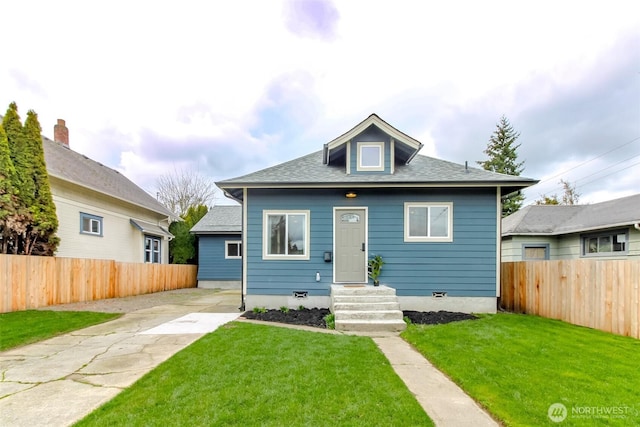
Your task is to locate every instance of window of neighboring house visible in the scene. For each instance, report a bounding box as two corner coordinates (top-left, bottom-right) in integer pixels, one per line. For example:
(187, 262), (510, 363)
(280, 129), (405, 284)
(582, 230), (628, 256)
(263, 210), (310, 260)
(144, 235), (161, 263)
(522, 244), (550, 260)
(357, 142), (384, 171)
(225, 241), (242, 259)
(404, 202), (453, 242)
(80, 213), (103, 236)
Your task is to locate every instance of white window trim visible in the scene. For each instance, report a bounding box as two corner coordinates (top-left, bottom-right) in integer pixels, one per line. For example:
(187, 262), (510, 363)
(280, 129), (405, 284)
(404, 202), (453, 242)
(80, 212), (103, 236)
(225, 241), (242, 259)
(262, 210), (311, 260)
(144, 235), (161, 264)
(357, 141), (384, 171)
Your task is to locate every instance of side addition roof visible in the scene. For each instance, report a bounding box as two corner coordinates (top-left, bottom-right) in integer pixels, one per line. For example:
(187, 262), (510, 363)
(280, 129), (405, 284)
(190, 205), (242, 234)
(43, 136), (176, 218)
(502, 193), (640, 236)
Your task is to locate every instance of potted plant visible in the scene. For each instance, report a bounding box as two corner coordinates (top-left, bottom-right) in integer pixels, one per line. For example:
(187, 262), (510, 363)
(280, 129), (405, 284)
(368, 254), (385, 286)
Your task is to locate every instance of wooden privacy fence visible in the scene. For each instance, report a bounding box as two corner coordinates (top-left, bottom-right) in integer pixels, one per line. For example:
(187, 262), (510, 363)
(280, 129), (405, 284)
(0, 254), (197, 313)
(501, 259), (640, 339)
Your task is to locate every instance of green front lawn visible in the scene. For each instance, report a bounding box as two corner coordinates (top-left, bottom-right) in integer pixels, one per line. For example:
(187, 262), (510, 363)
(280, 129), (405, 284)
(402, 313), (640, 426)
(77, 322), (433, 426)
(0, 310), (121, 351)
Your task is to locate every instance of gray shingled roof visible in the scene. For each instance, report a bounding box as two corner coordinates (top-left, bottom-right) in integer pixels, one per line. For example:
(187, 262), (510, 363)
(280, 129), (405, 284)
(217, 114), (536, 202)
(42, 136), (175, 218)
(502, 193), (640, 236)
(190, 205), (242, 234)
(217, 150), (537, 200)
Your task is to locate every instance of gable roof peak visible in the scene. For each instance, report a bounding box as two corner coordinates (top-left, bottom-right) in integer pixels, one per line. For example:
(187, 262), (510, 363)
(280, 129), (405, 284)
(323, 113), (423, 161)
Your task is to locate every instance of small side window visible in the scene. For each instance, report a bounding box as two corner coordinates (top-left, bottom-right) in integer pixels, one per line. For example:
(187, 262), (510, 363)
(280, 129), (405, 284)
(357, 142), (384, 171)
(522, 244), (549, 260)
(145, 236), (161, 263)
(80, 213), (103, 236)
(225, 241), (242, 259)
(582, 230), (628, 256)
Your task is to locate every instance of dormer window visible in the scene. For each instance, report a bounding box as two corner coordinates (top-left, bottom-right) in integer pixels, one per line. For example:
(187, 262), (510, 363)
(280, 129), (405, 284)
(357, 142), (384, 171)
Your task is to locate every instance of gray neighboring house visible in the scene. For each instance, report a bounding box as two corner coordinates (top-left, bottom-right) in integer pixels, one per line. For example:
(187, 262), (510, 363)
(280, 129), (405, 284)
(502, 193), (640, 261)
(190, 205), (242, 289)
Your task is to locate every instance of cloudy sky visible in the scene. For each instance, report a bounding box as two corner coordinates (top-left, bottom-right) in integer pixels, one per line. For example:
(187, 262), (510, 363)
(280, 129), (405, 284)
(3, 0), (639, 207)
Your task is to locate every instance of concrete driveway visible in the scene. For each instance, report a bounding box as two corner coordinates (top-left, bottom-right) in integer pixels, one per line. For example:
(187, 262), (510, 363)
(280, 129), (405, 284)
(0, 289), (241, 427)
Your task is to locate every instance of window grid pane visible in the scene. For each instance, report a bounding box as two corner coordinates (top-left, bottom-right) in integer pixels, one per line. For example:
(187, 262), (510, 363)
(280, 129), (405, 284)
(409, 207), (428, 237)
(287, 214), (305, 255)
(268, 215), (286, 255)
(430, 207), (448, 237)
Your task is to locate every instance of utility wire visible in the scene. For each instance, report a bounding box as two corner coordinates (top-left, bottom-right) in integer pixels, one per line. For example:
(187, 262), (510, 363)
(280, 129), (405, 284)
(574, 152), (640, 184)
(575, 159), (640, 190)
(545, 154), (640, 194)
(535, 135), (640, 185)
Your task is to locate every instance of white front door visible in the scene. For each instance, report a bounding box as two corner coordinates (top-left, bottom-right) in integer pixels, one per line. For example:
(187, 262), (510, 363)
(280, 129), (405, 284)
(334, 208), (367, 283)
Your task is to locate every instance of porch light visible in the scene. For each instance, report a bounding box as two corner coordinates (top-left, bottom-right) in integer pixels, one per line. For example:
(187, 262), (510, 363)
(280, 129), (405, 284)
(345, 191), (357, 198)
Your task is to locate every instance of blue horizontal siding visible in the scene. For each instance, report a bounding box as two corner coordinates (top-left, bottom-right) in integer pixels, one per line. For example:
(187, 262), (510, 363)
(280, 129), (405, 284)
(197, 235), (242, 281)
(245, 188), (498, 297)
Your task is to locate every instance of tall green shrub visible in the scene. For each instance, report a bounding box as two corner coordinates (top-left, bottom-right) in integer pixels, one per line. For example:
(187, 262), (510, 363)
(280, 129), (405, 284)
(1, 103), (59, 255)
(169, 204), (208, 264)
(0, 125), (20, 253)
(23, 110), (59, 255)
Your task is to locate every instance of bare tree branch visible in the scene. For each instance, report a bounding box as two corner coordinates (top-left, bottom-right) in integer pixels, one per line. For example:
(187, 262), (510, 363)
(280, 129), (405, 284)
(155, 168), (217, 217)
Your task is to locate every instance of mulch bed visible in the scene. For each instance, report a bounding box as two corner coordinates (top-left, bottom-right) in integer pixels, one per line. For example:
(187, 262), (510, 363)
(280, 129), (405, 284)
(242, 308), (477, 329)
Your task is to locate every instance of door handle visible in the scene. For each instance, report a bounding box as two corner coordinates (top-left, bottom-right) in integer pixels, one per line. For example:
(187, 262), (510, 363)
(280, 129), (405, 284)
(361, 243), (365, 252)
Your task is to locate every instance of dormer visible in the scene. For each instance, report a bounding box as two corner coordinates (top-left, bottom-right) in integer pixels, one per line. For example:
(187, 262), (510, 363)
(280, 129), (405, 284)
(322, 114), (423, 175)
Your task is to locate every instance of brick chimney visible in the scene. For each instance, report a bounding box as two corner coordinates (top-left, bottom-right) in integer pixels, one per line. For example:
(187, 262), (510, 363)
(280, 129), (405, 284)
(54, 119), (69, 146)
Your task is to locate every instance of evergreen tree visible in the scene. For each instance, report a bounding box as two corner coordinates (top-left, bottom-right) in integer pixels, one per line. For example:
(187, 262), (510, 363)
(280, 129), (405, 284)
(23, 110), (59, 255)
(3, 103), (33, 207)
(1, 103), (58, 255)
(169, 204), (208, 264)
(478, 115), (525, 217)
(0, 125), (21, 253)
(2, 103), (32, 253)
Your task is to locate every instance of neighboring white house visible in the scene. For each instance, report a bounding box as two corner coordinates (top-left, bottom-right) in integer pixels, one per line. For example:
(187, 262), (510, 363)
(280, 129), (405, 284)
(502, 194), (640, 261)
(43, 120), (175, 263)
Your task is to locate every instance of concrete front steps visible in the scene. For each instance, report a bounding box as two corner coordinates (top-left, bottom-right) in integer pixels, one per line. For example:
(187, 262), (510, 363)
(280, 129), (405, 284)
(330, 284), (406, 332)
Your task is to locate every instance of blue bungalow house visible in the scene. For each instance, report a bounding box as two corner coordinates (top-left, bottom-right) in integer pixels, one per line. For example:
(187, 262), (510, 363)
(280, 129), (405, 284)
(190, 205), (242, 289)
(217, 114), (537, 316)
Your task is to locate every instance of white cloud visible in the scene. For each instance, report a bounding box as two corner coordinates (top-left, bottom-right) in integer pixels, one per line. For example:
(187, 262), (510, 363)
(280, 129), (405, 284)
(2, 0), (639, 206)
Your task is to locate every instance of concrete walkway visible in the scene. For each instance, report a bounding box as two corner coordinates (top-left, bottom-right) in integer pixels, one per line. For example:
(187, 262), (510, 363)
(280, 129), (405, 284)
(373, 336), (498, 427)
(1, 289), (498, 427)
(0, 289), (241, 427)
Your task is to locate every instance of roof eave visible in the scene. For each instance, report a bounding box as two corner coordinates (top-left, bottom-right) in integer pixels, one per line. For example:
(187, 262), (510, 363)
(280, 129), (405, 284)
(190, 230), (242, 235)
(218, 180), (538, 191)
(50, 173), (176, 218)
(503, 221), (639, 237)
